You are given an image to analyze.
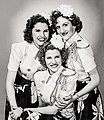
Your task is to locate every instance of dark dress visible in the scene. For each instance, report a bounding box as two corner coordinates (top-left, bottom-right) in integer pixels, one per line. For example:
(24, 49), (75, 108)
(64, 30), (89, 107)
(65, 32), (104, 120)
(5, 70), (39, 120)
(74, 81), (104, 120)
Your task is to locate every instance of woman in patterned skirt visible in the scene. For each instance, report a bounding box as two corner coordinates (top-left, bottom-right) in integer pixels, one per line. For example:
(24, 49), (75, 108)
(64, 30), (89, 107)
(5, 14), (53, 120)
(24, 42), (78, 120)
(50, 4), (104, 120)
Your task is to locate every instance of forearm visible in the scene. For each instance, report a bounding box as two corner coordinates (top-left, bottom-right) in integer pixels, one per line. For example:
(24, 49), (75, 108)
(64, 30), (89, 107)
(26, 105), (58, 115)
(73, 68), (100, 100)
(6, 83), (17, 107)
(6, 70), (17, 107)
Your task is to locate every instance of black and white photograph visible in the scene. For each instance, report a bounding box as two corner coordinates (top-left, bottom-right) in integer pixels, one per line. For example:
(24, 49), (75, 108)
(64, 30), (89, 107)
(0, 0), (104, 119)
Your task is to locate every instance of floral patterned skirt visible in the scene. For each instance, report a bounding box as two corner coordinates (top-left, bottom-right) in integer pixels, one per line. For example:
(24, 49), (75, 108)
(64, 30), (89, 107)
(74, 81), (104, 120)
(5, 70), (39, 120)
(19, 110), (74, 120)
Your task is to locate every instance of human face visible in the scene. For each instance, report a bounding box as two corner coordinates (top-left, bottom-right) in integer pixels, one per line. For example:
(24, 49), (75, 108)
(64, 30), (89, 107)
(56, 16), (75, 41)
(32, 22), (49, 47)
(45, 49), (62, 74)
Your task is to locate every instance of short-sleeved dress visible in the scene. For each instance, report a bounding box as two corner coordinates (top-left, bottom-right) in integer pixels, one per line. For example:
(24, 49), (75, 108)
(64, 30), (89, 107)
(65, 32), (104, 120)
(5, 41), (43, 120)
(32, 66), (78, 120)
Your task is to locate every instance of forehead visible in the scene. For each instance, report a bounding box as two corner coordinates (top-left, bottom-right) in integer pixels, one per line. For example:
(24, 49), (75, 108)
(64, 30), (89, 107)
(34, 22), (48, 29)
(56, 16), (70, 24)
(45, 49), (61, 56)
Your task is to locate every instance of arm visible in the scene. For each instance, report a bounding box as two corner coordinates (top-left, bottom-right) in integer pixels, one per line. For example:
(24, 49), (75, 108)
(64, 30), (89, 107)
(65, 68), (100, 101)
(25, 105), (58, 115)
(6, 70), (23, 119)
(6, 70), (17, 107)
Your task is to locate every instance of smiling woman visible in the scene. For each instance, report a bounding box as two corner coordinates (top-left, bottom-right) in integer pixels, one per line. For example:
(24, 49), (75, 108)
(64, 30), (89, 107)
(32, 22), (50, 47)
(24, 42), (78, 120)
(50, 4), (104, 120)
(5, 14), (53, 120)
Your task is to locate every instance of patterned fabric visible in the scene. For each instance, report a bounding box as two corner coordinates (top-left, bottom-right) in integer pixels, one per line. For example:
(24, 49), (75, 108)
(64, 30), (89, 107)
(5, 41), (44, 120)
(74, 81), (104, 120)
(5, 70), (39, 120)
(64, 32), (104, 120)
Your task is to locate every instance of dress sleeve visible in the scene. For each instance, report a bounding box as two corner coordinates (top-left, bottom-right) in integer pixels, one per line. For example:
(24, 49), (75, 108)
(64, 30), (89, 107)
(77, 45), (97, 72)
(7, 43), (23, 71)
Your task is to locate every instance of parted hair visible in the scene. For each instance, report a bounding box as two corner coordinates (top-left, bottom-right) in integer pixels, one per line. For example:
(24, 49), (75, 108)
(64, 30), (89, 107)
(23, 14), (53, 43)
(50, 10), (83, 33)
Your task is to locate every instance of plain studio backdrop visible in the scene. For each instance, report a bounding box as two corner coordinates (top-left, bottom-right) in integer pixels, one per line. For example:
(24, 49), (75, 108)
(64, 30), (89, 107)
(0, 0), (104, 119)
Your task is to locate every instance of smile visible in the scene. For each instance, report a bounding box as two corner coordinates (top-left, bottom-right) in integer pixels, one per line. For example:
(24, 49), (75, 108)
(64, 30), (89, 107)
(50, 64), (58, 68)
(38, 38), (46, 42)
(62, 31), (68, 36)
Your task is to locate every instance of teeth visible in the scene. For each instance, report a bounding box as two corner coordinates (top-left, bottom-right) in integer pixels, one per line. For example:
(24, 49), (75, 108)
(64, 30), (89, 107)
(51, 65), (58, 68)
(38, 39), (45, 41)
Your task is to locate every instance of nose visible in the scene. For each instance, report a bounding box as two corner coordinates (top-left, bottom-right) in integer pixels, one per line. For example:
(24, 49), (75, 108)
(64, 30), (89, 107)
(60, 27), (65, 34)
(40, 32), (45, 37)
(52, 58), (56, 64)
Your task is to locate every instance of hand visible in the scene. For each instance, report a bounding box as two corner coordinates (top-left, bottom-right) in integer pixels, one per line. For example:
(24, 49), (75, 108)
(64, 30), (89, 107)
(10, 107), (23, 119)
(55, 95), (73, 109)
(63, 95), (73, 101)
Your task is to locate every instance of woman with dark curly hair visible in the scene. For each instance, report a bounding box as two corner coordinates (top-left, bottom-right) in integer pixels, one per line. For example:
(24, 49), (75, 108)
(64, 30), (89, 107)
(25, 42), (78, 120)
(50, 4), (104, 120)
(5, 14), (53, 120)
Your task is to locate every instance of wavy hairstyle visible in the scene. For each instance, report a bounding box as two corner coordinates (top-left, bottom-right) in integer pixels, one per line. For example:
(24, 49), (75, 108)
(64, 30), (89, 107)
(38, 42), (68, 68)
(50, 10), (83, 33)
(23, 14), (53, 43)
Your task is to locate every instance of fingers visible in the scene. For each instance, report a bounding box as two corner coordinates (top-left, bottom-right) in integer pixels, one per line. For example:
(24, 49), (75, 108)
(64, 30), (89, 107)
(9, 111), (17, 120)
(63, 95), (72, 101)
(9, 107), (23, 119)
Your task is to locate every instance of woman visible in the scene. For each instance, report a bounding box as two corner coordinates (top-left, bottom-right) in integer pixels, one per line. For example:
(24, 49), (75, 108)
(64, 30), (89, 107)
(25, 42), (78, 120)
(50, 4), (104, 120)
(5, 14), (53, 120)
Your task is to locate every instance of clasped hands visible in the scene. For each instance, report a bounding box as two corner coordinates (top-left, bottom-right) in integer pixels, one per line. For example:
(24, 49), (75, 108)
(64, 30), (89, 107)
(9, 107), (23, 120)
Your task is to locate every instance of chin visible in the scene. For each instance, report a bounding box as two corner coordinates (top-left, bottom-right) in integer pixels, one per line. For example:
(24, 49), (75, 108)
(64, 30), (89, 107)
(38, 42), (44, 46)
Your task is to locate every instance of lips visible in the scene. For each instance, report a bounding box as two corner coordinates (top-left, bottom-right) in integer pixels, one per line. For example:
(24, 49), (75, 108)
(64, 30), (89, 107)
(62, 31), (68, 36)
(38, 38), (46, 42)
(38, 37), (47, 42)
(50, 64), (58, 68)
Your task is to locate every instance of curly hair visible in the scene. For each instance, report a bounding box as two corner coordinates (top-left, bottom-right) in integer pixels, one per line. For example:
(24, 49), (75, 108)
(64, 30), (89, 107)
(38, 42), (68, 68)
(50, 10), (83, 33)
(23, 14), (53, 43)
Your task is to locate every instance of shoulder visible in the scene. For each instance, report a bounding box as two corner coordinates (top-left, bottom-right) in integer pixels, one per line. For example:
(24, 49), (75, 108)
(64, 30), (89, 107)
(12, 41), (28, 49)
(62, 68), (76, 76)
(76, 36), (94, 56)
(34, 70), (47, 80)
(76, 35), (90, 49)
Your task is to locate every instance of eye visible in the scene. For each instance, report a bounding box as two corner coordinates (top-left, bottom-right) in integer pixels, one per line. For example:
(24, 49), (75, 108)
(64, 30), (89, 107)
(44, 29), (49, 33)
(63, 23), (68, 27)
(46, 56), (52, 59)
(56, 26), (60, 30)
(35, 29), (40, 32)
(55, 55), (60, 59)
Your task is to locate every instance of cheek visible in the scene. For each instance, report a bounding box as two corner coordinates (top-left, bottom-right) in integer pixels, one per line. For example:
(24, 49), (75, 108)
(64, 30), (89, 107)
(57, 58), (62, 64)
(68, 25), (75, 32)
(45, 59), (51, 66)
(45, 32), (49, 38)
(32, 32), (37, 38)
